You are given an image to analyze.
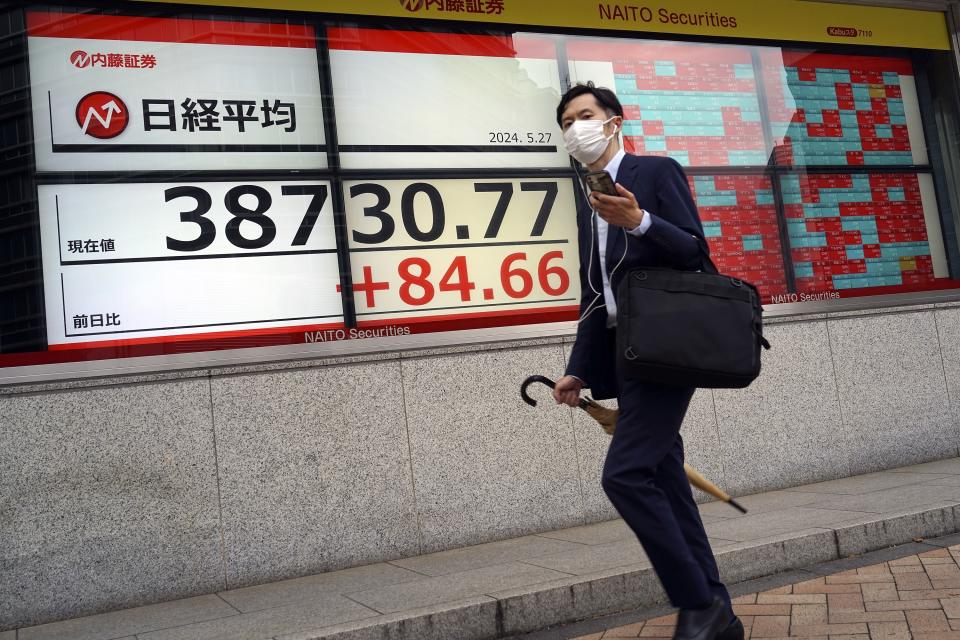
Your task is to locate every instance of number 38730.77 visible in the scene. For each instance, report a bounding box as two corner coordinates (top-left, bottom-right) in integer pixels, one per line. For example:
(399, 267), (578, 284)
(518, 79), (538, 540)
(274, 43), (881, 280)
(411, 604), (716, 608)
(163, 181), (562, 251)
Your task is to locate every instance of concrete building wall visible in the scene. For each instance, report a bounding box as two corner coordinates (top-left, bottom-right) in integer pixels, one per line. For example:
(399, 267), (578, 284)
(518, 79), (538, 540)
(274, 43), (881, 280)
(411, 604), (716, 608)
(3, 301), (960, 631)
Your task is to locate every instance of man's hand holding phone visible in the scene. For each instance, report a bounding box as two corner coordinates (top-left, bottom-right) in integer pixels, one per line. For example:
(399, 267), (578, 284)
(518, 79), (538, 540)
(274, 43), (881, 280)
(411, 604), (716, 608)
(584, 170), (618, 196)
(590, 182), (647, 230)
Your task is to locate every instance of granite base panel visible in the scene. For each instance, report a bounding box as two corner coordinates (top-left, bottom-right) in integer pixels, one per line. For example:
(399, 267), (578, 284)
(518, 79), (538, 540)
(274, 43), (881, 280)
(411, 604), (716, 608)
(4, 308), (960, 631)
(0, 379), (224, 631)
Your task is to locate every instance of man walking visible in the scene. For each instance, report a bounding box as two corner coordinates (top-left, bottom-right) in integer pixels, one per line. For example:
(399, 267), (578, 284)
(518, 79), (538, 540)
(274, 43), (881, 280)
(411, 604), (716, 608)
(552, 83), (742, 640)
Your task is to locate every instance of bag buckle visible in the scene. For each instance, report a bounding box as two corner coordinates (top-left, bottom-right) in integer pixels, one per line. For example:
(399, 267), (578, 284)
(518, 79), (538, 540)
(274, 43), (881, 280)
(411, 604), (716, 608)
(633, 271), (648, 281)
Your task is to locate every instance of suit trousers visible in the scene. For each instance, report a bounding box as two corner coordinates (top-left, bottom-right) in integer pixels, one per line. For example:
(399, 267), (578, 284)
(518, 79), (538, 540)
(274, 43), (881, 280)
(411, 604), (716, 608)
(601, 368), (731, 610)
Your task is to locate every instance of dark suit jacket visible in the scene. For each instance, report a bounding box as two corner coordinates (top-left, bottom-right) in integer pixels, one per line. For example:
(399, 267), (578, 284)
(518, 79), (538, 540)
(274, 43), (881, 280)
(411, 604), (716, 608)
(565, 153), (708, 400)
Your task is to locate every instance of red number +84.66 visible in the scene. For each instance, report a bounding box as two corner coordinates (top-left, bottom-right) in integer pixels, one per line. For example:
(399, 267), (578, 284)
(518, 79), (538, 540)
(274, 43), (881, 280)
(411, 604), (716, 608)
(396, 251), (569, 306)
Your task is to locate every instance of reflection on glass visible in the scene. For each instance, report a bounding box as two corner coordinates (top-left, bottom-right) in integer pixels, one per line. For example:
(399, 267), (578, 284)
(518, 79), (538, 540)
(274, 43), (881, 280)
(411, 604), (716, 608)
(763, 51), (928, 167)
(566, 38), (768, 167)
(328, 27), (565, 169)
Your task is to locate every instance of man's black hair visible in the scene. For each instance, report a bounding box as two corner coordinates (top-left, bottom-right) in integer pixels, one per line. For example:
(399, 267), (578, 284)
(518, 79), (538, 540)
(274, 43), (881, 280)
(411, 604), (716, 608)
(556, 82), (624, 127)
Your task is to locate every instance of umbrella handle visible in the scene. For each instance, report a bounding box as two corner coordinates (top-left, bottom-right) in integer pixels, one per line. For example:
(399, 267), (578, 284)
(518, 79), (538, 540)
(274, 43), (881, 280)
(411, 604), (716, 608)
(520, 374), (589, 409)
(521, 377), (745, 514)
(520, 375), (555, 407)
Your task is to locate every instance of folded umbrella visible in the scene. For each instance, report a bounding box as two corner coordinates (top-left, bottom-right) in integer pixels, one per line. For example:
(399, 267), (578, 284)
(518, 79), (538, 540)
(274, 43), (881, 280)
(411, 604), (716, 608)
(520, 375), (746, 514)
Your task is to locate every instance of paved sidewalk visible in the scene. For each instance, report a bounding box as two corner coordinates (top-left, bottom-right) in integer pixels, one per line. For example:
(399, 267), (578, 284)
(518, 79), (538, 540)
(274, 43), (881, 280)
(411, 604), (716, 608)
(11, 457), (960, 640)
(559, 541), (960, 640)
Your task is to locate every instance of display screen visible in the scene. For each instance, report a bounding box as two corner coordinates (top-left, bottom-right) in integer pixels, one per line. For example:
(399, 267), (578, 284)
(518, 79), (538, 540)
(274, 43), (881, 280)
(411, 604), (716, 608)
(38, 180), (343, 348)
(328, 28), (566, 169)
(689, 175), (788, 302)
(765, 52), (927, 167)
(782, 172), (947, 300)
(344, 178), (579, 329)
(27, 12), (327, 172)
(565, 36), (955, 304)
(567, 39), (768, 166)
(3, 9), (959, 375)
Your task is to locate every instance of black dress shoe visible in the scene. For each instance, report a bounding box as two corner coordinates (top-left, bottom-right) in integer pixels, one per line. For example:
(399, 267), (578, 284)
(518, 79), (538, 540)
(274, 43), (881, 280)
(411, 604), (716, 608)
(672, 596), (728, 640)
(717, 616), (745, 640)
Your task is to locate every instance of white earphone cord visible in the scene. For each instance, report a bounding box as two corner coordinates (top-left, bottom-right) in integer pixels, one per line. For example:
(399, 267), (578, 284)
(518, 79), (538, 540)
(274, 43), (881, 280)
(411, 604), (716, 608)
(574, 171), (629, 326)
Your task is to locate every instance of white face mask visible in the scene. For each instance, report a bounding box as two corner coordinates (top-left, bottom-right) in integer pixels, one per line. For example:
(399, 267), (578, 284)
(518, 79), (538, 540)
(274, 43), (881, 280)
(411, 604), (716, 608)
(562, 116), (619, 165)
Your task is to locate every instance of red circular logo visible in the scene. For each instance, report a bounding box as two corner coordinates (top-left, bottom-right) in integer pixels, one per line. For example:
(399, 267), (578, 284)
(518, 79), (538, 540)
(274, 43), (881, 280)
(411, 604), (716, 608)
(399, 0), (425, 11)
(70, 50), (91, 68)
(75, 91), (129, 139)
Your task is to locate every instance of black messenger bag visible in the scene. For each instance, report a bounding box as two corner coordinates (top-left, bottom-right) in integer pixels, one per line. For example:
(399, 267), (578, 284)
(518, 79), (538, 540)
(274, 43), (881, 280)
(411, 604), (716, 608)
(615, 244), (771, 389)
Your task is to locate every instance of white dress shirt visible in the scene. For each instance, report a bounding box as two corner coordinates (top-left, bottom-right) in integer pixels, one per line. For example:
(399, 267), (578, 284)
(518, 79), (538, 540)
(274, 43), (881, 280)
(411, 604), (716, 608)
(594, 149), (651, 327)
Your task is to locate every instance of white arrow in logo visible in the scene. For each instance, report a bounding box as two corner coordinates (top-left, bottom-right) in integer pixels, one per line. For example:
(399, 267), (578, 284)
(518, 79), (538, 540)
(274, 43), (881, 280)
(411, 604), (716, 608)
(81, 99), (123, 134)
(74, 91), (129, 139)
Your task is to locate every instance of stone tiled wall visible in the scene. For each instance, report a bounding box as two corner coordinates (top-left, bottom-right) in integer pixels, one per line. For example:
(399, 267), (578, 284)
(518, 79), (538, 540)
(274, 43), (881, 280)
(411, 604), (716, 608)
(2, 302), (959, 631)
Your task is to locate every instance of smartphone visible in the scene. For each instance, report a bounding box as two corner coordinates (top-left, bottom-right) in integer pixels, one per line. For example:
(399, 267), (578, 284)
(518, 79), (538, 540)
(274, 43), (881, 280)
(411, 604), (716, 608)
(584, 170), (618, 196)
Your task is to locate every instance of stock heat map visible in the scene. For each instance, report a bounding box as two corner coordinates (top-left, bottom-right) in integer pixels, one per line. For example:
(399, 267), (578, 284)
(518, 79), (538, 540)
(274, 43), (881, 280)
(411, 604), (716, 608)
(767, 53), (935, 295)
(567, 42), (785, 300)
(766, 53), (916, 167)
(784, 173), (934, 295)
(570, 42), (768, 166)
(569, 42), (935, 298)
(688, 175), (788, 301)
